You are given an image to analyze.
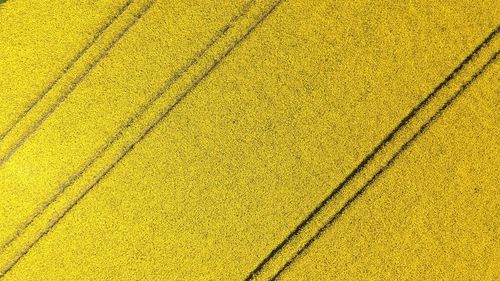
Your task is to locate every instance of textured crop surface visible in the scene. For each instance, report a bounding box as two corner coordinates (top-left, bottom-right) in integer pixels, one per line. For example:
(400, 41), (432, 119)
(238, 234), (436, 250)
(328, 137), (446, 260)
(0, 0), (498, 280)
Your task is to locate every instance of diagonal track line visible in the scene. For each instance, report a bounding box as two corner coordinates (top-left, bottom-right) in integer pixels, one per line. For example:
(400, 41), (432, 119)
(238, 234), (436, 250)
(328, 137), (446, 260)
(245, 26), (499, 280)
(0, 0), (134, 141)
(0, 0), (155, 167)
(0, 0), (256, 256)
(0, 0), (284, 277)
(271, 50), (499, 280)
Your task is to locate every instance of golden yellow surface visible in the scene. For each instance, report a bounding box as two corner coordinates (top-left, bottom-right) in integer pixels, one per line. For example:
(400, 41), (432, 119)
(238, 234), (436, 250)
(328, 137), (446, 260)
(0, 0), (498, 280)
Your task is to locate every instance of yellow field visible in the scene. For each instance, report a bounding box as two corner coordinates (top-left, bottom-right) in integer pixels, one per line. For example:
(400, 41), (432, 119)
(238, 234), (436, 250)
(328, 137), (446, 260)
(0, 0), (498, 280)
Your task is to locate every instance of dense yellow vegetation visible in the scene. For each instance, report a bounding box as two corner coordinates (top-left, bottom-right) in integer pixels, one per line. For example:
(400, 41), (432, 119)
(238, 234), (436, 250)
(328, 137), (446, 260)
(0, 0), (498, 279)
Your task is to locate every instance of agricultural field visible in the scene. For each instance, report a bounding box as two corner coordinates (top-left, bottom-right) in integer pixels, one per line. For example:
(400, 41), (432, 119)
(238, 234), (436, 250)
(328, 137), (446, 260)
(0, 0), (498, 280)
